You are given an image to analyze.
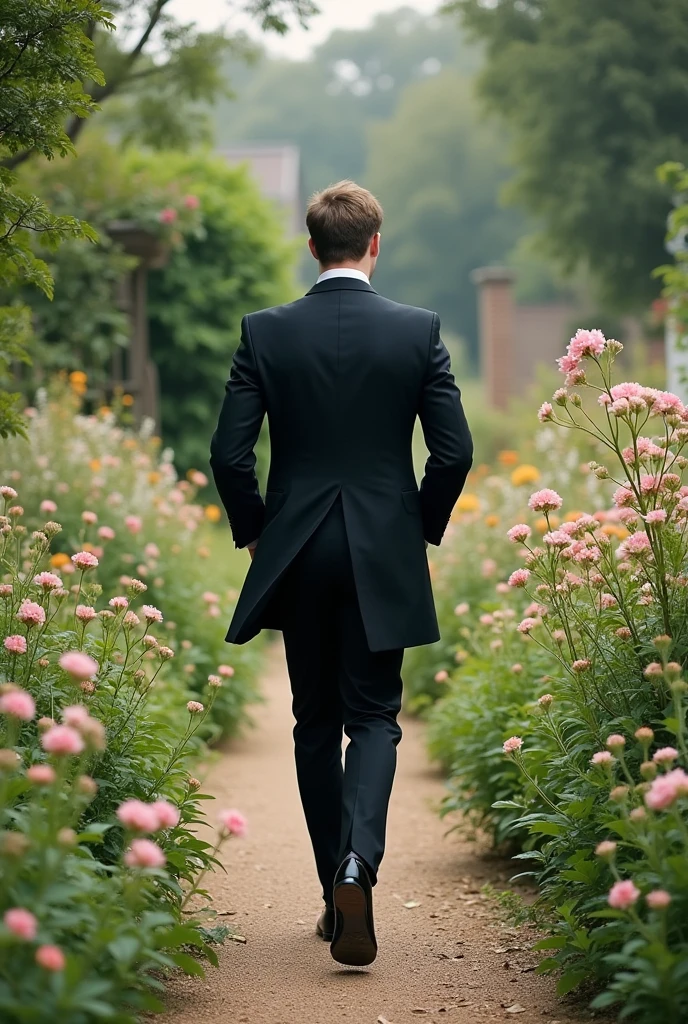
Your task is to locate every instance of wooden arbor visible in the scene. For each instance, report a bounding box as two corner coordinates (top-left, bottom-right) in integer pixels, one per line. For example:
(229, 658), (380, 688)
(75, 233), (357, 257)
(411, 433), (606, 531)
(106, 220), (169, 426)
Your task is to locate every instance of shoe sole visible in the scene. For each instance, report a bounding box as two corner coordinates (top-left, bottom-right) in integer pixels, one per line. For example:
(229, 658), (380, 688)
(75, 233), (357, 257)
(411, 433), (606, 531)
(330, 880), (377, 967)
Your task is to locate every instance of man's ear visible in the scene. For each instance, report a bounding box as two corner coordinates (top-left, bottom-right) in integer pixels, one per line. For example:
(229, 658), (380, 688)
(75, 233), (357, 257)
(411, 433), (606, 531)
(308, 238), (319, 261)
(370, 233), (381, 258)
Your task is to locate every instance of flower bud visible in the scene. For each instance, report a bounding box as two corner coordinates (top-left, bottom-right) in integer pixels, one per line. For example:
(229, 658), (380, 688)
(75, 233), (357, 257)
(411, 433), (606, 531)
(640, 760), (657, 780)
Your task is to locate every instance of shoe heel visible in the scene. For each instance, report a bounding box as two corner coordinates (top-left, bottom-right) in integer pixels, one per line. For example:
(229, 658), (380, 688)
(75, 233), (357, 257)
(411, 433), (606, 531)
(331, 880), (377, 967)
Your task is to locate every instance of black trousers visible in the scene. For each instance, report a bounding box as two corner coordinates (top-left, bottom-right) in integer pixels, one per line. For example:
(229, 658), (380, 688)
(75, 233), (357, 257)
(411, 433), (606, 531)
(277, 496), (403, 905)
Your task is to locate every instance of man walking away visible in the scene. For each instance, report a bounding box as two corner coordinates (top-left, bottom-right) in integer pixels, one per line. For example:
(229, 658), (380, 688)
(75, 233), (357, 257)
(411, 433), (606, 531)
(210, 181), (473, 967)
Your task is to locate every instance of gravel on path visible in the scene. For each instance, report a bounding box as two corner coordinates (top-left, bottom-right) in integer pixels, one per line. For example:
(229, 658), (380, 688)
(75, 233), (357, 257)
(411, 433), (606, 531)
(161, 642), (595, 1024)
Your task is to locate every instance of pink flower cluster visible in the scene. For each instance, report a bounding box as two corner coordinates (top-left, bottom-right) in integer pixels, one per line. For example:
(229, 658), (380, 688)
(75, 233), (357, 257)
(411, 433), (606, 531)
(0, 688), (35, 721)
(16, 600), (45, 627)
(644, 768), (688, 811)
(59, 651), (98, 681)
(528, 488), (563, 513)
(117, 798), (180, 832)
(557, 328), (606, 375)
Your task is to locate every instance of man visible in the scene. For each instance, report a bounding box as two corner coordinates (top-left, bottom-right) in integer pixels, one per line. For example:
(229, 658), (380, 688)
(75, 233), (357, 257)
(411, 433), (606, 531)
(210, 181), (473, 967)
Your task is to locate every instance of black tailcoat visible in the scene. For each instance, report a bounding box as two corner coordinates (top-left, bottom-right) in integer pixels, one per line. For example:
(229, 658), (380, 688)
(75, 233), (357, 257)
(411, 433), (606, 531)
(210, 277), (473, 652)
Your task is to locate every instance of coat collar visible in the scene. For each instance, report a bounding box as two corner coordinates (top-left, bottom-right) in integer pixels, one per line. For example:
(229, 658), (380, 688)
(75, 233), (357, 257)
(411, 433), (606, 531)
(305, 278), (377, 296)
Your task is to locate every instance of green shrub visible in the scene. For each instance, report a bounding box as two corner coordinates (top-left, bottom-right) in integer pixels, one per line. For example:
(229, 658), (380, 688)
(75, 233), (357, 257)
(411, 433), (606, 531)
(3, 381), (260, 737)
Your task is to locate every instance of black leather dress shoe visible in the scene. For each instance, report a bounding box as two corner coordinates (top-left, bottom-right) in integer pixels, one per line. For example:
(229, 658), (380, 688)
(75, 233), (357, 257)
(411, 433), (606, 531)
(316, 905), (334, 941)
(330, 852), (377, 967)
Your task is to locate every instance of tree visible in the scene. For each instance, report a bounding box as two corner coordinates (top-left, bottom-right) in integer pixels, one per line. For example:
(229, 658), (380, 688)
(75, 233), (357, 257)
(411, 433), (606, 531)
(365, 70), (526, 357)
(0, 0), (110, 437)
(139, 151), (297, 471)
(6, 0), (318, 163)
(445, 0), (688, 312)
(212, 7), (482, 199)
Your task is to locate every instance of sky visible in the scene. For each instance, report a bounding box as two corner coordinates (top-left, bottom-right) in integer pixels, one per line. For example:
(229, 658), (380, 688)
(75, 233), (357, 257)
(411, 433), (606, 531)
(171, 0), (443, 59)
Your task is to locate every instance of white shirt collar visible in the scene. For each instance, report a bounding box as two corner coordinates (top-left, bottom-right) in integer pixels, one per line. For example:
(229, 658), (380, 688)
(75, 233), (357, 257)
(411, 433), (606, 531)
(316, 268), (370, 285)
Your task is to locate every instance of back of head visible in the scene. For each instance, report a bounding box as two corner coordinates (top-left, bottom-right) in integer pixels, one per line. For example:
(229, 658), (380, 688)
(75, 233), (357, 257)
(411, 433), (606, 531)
(306, 180), (383, 267)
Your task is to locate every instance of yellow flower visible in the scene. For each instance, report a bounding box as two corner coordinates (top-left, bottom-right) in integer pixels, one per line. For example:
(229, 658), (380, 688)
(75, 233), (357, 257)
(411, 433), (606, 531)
(148, 471), (161, 485)
(564, 510), (585, 522)
(89, 458), (101, 472)
(602, 523), (629, 540)
(121, 394), (134, 407)
(204, 504), (222, 523)
(50, 553), (70, 569)
(498, 450), (519, 466)
(511, 464), (541, 487)
(455, 493), (481, 513)
(485, 514), (500, 528)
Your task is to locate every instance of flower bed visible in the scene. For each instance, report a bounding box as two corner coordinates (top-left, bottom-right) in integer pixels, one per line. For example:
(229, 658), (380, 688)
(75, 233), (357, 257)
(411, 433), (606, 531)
(420, 332), (688, 1020)
(0, 486), (248, 1020)
(3, 381), (261, 737)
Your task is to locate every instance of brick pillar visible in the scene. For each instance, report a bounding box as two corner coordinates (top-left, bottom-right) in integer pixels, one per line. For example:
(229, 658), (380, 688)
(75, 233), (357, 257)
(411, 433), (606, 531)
(471, 266), (516, 410)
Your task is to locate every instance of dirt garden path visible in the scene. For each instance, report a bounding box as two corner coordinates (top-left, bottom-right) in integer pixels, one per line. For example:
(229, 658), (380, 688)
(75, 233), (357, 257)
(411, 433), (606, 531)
(161, 642), (596, 1024)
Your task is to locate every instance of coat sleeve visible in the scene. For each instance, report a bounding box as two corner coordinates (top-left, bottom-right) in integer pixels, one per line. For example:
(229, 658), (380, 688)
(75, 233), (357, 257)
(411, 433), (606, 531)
(209, 315), (266, 549)
(418, 313), (473, 546)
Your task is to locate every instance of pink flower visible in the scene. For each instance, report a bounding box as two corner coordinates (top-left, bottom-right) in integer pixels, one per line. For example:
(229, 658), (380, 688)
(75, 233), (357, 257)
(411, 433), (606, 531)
(644, 769), (688, 810)
(41, 725), (84, 756)
(218, 808), (248, 837)
(81, 510), (98, 525)
(528, 488), (563, 513)
(454, 602), (470, 616)
(608, 879), (640, 910)
(538, 402), (553, 423)
(59, 651), (98, 681)
(595, 840), (617, 858)
(40, 499), (57, 514)
(591, 751), (615, 766)
(653, 746), (679, 765)
(4, 907), (37, 940)
(27, 764), (56, 785)
(158, 207), (178, 225)
(151, 800), (180, 829)
(645, 509), (667, 524)
(144, 542), (159, 559)
(619, 532), (651, 558)
(123, 611), (140, 628)
(646, 890), (672, 910)
(218, 664), (235, 677)
(600, 593), (617, 609)
(33, 572), (62, 591)
(508, 568), (530, 588)
(503, 736), (523, 754)
(202, 591), (220, 604)
(125, 515), (143, 535)
(109, 596), (129, 611)
(0, 485), (18, 500)
(4, 635), (26, 655)
(187, 700), (204, 714)
(434, 670), (448, 683)
(612, 486), (635, 508)
(61, 705), (90, 729)
(35, 944), (65, 971)
(71, 551), (99, 570)
(117, 799), (160, 833)
(0, 688), (35, 721)
(507, 524), (531, 544)
(184, 194), (200, 210)
(606, 734), (626, 751)
(142, 605), (163, 623)
(124, 837), (166, 868)
(16, 600), (45, 627)
(635, 726), (654, 742)
(517, 617), (538, 634)
(158, 646), (174, 660)
(76, 604), (97, 623)
(97, 525), (115, 541)
(208, 674), (223, 687)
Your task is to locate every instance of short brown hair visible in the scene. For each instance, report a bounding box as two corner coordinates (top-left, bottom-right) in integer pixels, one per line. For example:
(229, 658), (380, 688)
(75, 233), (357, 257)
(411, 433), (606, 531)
(306, 180), (383, 266)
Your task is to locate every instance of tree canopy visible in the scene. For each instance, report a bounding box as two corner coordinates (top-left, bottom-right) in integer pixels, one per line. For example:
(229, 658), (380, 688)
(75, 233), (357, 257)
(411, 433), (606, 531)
(446, 0), (688, 311)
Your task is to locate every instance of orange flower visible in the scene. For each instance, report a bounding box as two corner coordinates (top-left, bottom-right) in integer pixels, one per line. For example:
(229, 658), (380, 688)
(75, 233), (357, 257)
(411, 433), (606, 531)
(564, 510), (585, 522)
(148, 472), (161, 485)
(485, 514), (500, 528)
(89, 458), (101, 473)
(82, 542), (96, 553)
(197, 545), (211, 559)
(204, 504), (221, 523)
(97, 406), (111, 417)
(602, 523), (629, 540)
(535, 514), (561, 533)
(121, 394), (134, 407)
(498, 450), (519, 466)
(50, 553), (70, 569)
(122, 439), (137, 451)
